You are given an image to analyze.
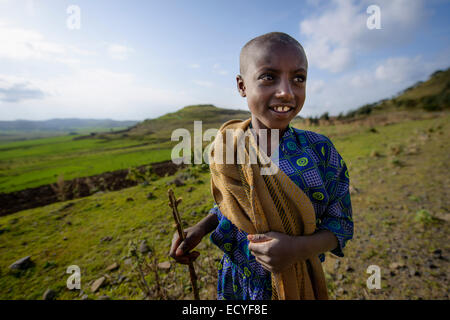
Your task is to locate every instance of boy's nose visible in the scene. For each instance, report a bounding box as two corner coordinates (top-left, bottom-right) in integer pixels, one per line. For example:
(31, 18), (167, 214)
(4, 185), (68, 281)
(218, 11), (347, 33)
(275, 78), (294, 101)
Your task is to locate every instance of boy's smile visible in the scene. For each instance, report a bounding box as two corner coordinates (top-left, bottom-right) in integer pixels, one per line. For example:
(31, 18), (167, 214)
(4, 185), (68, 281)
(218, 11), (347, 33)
(237, 41), (308, 132)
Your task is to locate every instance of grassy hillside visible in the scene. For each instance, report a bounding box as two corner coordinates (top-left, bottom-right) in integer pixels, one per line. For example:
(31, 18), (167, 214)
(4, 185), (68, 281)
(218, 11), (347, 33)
(0, 112), (448, 300)
(342, 68), (450, 118)
(96, 104), (251, 142)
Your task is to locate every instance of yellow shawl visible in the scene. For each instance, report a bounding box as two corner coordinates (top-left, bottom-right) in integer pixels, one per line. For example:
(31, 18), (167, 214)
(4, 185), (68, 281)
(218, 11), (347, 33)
(209, 118), (328, 300)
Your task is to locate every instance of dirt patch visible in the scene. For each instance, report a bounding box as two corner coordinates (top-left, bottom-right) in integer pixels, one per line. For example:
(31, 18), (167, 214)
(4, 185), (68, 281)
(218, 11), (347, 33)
(0, 160), (185, 216)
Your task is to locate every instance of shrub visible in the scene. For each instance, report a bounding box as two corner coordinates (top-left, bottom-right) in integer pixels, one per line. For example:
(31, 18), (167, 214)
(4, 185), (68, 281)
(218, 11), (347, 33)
(414, 209), (437, 224)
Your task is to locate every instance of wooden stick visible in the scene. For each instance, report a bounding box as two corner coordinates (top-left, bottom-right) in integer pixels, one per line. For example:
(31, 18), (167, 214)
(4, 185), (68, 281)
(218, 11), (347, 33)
(168, 188), (200, 300)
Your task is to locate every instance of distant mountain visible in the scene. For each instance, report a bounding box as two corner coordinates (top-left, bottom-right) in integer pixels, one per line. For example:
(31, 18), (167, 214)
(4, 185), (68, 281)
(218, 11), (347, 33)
(0, 118), (138, 132)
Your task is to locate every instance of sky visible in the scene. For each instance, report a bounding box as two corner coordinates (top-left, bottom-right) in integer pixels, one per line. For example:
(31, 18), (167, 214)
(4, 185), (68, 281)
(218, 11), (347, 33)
(0, 0), (449, 121)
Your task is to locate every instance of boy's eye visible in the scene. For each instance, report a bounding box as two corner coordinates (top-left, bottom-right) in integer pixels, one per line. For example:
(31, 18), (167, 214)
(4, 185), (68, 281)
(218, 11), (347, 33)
(294, 75), (306, 83)
(259, 74), (274, 81)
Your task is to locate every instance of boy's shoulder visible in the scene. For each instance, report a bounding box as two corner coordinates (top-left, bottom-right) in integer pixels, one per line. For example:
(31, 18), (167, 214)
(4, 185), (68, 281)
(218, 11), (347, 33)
(291, 126), (334, 146)
(290, 126), (346, 170)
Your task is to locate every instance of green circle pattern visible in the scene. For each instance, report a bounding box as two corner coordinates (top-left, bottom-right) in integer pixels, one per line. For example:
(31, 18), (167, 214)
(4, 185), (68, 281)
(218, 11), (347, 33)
(313, 192), (324, 201)
(326, 171), (334, 180)
(287, 141), (297, 150)
(329, 220), (341, 230)
(296, 157), (308, 166)
(221, 220), (230, 230)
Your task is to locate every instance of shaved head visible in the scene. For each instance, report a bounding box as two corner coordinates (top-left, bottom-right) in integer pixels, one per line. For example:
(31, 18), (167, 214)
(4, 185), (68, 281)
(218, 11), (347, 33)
(239, 32), (307, 76)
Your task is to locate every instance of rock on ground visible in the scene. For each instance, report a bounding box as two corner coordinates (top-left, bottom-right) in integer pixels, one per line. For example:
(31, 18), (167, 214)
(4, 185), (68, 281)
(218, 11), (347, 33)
(9, 256), (33, 270)
(91, 276), (106, 293)
(42, 289), (56, 300)
(157, 261), (171, 270)
(106, 262), (119, 272)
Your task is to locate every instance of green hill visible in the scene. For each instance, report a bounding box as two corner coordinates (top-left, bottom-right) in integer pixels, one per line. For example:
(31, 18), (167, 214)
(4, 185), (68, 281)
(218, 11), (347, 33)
(343, 67), (450, 118)
(398, 69), (450, 105)
(94, 104), (251, 143)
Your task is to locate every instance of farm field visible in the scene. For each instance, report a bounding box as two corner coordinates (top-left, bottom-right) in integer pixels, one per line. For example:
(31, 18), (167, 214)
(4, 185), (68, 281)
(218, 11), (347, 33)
(0, 134), (172, 193)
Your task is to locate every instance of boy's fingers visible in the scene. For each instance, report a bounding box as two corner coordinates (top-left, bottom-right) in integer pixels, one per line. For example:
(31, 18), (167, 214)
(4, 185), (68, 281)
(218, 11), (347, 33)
(188, 251), (200, 261)
(175, 251), (200, 265)
(255, 256), (273, 273)
(177, 237), (192, 255)
(248, 241), (269, 256)
(170, 231), (187, 257)
(247, 233), (272, 243)
(176, 257), (190, 265)
(176, 240), (187, 256)
(169, 233), (181, 258)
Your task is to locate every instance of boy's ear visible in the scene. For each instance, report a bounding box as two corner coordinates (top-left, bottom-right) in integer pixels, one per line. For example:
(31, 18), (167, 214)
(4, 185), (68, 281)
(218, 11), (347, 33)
(236, 75), (246, 97)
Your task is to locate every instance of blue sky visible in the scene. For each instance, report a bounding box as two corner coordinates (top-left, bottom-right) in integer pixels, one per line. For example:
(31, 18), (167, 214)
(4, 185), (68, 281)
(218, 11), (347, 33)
(0, 0), (449, 121)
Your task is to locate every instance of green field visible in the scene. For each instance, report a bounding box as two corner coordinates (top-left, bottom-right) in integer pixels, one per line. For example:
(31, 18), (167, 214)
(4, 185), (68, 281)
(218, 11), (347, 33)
(0, 111), (448, 300)
(0, 134), (173, 193)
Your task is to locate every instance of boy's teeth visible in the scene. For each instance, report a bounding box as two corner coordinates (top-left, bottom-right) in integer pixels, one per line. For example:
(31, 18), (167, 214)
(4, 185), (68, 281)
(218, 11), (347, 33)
(274, 106), (290, 112)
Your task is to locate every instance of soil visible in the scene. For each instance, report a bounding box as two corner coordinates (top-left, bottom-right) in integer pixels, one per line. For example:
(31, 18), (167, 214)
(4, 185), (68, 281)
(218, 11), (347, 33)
(0, 160), (185, 216)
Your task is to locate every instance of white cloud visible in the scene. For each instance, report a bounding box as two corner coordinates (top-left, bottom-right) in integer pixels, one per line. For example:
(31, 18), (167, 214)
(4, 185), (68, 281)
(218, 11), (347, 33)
(304, 40), (353, 73)
(0, 20), (96, 65)
(350, 72), (373, 88)
(300, 0), (428, 73)
(0, 69), (196, 120)
(193, 80), (214, 88)
(25, 0), (35, 16)
(106, 44), (134, 60)
(308, 79), (325, 94)
(0, 24), (65, 60)
(188, 63), (200, 69)
(0, 75), (45, 102)
(375, 56), (424, 83)
(213, 63), (228, 75)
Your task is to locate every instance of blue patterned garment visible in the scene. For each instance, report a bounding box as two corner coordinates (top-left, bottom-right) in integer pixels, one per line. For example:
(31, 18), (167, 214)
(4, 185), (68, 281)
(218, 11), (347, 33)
(209, 124), (354, 300)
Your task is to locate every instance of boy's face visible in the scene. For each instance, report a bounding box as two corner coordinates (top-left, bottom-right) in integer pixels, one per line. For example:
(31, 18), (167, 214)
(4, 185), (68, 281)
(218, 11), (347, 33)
(237, 42), (307, 131)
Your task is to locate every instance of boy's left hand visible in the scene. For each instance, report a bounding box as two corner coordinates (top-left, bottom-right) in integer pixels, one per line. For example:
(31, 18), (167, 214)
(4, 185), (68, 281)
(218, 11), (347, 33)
(247, 232), (309, 273)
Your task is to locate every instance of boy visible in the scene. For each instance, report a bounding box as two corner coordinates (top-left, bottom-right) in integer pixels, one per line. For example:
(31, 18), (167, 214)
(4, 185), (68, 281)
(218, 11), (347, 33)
(170, 32), (353, 300)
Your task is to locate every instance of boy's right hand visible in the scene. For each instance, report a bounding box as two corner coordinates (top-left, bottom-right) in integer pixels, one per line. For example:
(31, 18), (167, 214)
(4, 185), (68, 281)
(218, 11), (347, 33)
(169, 226), (204, 265)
